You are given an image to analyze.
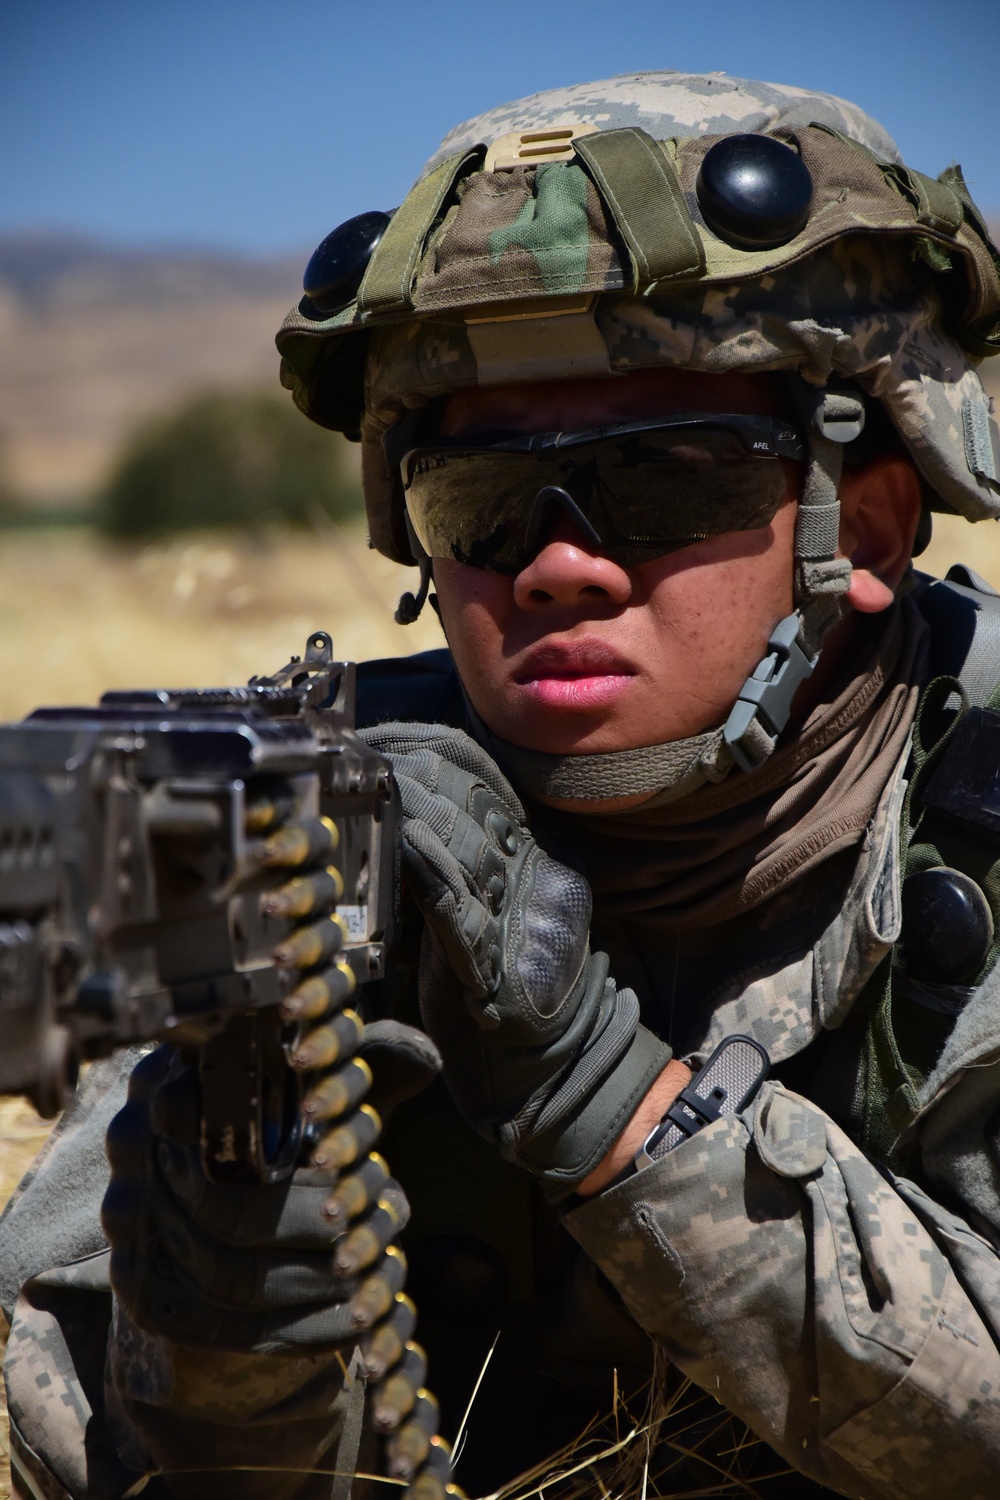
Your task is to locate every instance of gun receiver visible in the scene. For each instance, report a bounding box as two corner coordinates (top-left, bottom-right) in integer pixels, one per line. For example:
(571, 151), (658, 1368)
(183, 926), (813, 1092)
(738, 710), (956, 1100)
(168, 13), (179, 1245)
(0, 630), (398, 1184)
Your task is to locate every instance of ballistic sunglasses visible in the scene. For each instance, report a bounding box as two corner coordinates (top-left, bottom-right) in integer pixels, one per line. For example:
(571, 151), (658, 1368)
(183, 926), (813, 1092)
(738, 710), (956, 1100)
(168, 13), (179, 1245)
(399, 413), (806, 574)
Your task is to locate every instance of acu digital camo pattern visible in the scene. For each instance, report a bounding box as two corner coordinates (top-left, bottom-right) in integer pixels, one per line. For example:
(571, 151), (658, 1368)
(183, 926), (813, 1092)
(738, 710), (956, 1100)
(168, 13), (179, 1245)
(560, 716), (1000, 1498)
(677, 739), (908, 1073)
(567, 1095), (1000, 1499)
(275, 70), (1000, 563)
(421, 72), (903, 176)
(4, 1268), (366, 1500)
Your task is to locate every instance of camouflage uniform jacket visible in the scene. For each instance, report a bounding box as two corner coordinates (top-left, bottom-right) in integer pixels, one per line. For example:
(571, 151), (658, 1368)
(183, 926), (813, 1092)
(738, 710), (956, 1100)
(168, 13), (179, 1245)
(566, 771), (1000, 1499)
(5, 646), (1000, 1499)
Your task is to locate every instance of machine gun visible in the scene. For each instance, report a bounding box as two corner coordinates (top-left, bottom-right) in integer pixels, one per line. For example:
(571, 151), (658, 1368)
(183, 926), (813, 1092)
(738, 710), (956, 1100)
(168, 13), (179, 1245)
(0, 629), (397, 1178)
(0, 633), (462, 1492)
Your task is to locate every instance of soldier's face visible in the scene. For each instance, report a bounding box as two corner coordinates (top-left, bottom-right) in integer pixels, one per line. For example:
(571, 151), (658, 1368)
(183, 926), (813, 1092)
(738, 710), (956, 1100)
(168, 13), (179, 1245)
(430, 369), (907, 807)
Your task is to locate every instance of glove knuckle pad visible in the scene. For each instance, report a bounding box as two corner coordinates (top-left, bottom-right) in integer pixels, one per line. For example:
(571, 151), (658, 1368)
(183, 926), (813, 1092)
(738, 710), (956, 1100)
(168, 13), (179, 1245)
(475, 844), (506, 902)
(435, 758), (480, 810)
(448, 811), (492, 883)
(469, 915), (501, 986)
(513, 854), (591, 1019)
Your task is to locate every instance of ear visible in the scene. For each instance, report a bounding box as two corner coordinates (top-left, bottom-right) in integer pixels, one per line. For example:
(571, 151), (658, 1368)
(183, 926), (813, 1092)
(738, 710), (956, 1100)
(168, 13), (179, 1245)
(837, 454), (922, 614)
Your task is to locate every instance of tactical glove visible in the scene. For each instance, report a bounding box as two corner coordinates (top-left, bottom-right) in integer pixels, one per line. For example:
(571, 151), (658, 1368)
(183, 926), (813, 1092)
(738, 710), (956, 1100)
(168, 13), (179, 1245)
(362, 722), (672, 1195)
(101, 1025), (453, 1491)
(102, 1037), (423, 1353)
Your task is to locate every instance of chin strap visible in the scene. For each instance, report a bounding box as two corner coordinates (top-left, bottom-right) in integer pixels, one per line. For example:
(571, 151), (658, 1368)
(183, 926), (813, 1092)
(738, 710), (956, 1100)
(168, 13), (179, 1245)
(464, 695), (736, 806)
(723, 383), (864, 773)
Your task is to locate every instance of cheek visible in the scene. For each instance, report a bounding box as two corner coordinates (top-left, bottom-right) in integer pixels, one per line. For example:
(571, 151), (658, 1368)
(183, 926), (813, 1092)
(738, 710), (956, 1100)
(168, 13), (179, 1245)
(433, 560), (513, 683)
(639, 500), (796, 638)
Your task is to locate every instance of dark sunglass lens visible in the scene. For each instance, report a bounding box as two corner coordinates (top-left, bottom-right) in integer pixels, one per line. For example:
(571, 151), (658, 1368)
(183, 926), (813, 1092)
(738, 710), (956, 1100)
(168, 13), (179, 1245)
(596, 433), (788, 546)
(403, 423), (793, 572)
(403, 450), (542, 568)
(301, 210), (394, 317)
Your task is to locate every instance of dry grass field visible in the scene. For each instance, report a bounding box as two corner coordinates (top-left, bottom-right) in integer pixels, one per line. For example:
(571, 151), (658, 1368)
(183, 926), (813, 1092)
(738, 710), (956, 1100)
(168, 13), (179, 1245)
(0, 523), (446, 719)
(0, 512), (997, 1496)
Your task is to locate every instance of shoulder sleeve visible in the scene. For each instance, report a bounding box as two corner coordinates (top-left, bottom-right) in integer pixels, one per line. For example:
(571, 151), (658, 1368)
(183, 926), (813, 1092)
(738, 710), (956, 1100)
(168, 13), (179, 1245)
(356, 648), (465, 729)
(0, 1049), (141, 1320)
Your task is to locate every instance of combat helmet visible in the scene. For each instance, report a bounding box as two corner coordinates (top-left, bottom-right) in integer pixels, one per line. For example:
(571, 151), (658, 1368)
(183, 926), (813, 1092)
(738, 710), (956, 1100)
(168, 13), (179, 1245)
(276, 71), (1000, 775)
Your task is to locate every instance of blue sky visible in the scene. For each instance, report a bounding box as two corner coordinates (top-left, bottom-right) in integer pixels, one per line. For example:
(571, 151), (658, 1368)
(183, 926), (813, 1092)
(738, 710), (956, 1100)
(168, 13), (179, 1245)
(2, 0), (998, 257)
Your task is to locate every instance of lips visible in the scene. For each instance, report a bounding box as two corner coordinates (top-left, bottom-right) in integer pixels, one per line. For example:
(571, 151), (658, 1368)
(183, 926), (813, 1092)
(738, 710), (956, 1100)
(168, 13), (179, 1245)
(513, 640), (637, 710)
(515, 639), (636, 681)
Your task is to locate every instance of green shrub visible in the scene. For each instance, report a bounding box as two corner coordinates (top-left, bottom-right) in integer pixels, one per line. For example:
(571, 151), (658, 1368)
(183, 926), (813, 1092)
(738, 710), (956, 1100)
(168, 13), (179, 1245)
(0, 432), (24, 521)
(98, 389), (363, 537)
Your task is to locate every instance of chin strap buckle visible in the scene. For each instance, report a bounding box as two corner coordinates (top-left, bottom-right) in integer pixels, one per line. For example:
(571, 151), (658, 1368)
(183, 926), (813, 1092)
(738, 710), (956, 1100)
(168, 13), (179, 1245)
(723, 612), (818, 773)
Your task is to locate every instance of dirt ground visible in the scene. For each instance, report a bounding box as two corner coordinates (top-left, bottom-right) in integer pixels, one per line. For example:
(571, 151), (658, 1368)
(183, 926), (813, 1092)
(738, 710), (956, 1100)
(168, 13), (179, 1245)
(0, 514), (998, 1495)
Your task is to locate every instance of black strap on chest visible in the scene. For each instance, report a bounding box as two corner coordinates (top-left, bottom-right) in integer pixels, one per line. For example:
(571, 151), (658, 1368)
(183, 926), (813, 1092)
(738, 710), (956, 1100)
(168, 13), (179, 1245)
(861, 565), (1000, 1165)
(919, 564), (1000, 706)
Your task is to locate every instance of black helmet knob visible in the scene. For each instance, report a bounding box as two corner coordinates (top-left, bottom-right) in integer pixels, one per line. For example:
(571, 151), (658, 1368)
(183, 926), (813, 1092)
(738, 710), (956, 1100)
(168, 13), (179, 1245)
(696, 135), (813, 250)
(898, 867), (994, 986)
(301, 210), (393, 317)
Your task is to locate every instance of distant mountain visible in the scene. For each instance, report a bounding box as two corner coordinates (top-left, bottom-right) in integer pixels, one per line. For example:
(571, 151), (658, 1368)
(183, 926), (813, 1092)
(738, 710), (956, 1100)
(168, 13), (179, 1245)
(0, 231), (304, 314)
(0, 233), (312, 504)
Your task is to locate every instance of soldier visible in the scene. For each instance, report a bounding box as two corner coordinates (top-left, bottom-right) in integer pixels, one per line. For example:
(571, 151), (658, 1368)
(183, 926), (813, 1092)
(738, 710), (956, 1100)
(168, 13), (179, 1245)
(4, 69), (1000, 1499)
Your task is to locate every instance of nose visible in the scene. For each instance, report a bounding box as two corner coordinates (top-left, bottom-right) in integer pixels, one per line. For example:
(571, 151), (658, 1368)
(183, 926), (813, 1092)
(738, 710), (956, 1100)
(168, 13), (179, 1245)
(512, 512), (633, 611)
